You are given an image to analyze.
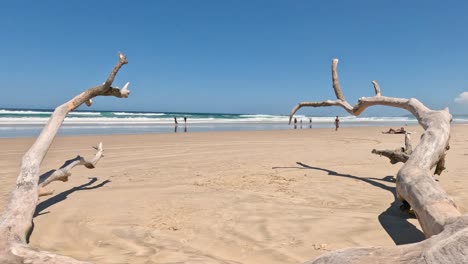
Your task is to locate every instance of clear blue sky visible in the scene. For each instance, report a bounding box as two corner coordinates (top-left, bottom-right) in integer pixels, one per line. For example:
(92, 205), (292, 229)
(1, 1), (468, 116)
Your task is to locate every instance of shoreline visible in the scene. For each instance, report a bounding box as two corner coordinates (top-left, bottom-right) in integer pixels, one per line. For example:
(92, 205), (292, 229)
(2, 123), (468, 139)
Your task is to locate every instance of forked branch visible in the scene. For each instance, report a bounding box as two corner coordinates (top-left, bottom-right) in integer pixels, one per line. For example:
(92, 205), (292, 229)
(371, 133), (412, 164)
(38, 143), (104, 197)
(371, 148), (409, 164)
(289, 59), (430, 126)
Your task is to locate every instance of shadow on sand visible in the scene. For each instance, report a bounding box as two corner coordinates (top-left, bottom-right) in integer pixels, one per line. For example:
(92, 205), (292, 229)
(34, 177), (110, 217)
(273, 162), (425, 245)
(27, 177), (110, 242)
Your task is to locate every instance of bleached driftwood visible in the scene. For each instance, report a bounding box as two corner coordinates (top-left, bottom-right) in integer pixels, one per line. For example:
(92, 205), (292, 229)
(372, 147), (410, 164)
(0, 53), (130, 263)
(38, 142), (104, 197)
(290, 59), (466, 263)
(371, 133), (412, 164)
(372, 133), (447, 177)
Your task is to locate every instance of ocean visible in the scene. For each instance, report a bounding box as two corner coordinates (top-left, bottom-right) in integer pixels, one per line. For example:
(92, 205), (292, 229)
(1, 108), (467, 138)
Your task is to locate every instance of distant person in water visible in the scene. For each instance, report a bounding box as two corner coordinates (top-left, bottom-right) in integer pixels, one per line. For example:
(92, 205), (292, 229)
(334, 116), (340, 131)
(294, 118), (297, 129)
(309, 118), (312, 129)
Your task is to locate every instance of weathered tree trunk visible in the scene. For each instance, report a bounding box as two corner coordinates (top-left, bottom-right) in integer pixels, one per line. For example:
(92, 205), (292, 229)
(0, 53), (130, 263)
(290, 59), (467, 263)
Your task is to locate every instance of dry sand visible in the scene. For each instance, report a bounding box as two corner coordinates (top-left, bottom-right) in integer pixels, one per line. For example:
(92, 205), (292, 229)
(1, 125), (468, 264)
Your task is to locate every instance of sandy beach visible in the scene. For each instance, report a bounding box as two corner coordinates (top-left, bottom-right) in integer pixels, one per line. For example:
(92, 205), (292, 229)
(1, 125), (467, 264)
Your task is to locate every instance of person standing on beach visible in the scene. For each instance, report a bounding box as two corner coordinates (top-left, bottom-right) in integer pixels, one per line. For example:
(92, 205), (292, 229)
(294, 118), (297, 129)
(309, 118), (312, 128)
(184, 116), (187, 133)
(174, 117), (178, 133)
(334, 116), (340, 131)
(300, 119), (303, 129)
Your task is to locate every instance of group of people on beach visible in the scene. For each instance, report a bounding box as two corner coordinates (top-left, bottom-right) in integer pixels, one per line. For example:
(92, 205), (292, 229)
(174, 115), (342, 133)
(293, 116), (340, 131)
(174, 116), (188, 133)
(292, 115), (410, 135)
(293, 117), (313, 129)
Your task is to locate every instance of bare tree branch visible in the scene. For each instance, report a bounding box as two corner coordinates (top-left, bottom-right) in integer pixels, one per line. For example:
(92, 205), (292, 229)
(404, 132), (413, 154)
(289, 60), (431, 125)
(372, 80), (381, 96)
(331, 59), (347, 101)
(0, 52), (130, 263)
(371, 148), (410, 164)
(372, 133), (413, 164)
(38, 143), (104, 197)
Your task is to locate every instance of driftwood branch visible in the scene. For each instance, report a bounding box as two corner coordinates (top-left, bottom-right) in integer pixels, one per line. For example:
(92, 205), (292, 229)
(289, 59), (431, 126)
(404, 132), (413, 154)
(371, 148), (409, 164)
(0, 53), (130, 263)
(372, 80), (381, 96)
(290, 59), (464, 263)
(372, 132), (448, 178)
(371, 133), (412, 164)
(38, 143), (104, 197)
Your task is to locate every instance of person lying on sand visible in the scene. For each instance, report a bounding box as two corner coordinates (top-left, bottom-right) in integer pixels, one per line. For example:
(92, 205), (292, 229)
(382, 127), (407, 134)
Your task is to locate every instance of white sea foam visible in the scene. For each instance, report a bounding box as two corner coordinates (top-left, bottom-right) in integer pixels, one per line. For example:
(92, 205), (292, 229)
(0, 109), (51, 115)
(240, 114), (284, 118)
(1, 112), (462, 138)
(0, 108), (444, 125)
(0, 115), (419, 126)
(0, 109), (102, 116)
(113, 112), (165, 116)
(0, 108), (421, 127)
(69, 111), (101, 116)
